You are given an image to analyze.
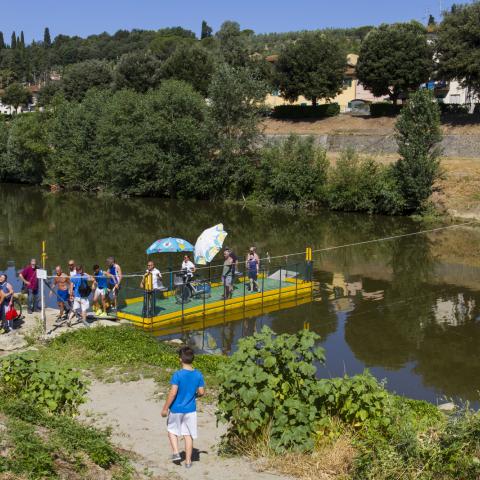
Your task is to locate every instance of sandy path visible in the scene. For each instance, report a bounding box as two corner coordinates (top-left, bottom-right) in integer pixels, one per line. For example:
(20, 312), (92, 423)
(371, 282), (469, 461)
(80, 379), (292, 480)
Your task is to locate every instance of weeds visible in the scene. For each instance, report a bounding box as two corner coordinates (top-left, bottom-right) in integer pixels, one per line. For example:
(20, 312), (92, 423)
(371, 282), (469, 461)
(218, 327), (480, 479)
(34, 325), (226, 383)
(0, 398), (132, 479)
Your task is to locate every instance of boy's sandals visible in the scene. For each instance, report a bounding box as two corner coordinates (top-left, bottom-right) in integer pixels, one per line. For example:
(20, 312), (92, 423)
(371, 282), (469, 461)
(171, 453), (181, 462)
(185, 463), (192, 469)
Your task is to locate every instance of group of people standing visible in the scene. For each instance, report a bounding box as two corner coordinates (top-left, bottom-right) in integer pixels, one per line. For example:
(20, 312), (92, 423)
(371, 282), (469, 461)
(50, 257), (122, 326)
(0, 257), (122, 329)
(222, 246), (260, 299)
(0, 244), (262, 332)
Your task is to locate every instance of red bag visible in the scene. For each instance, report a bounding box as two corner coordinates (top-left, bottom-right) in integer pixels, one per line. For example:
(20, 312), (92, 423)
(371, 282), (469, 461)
(5, 308), (17, 321)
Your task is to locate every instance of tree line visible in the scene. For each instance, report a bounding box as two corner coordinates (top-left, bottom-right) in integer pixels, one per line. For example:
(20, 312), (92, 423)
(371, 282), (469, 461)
(2, 2), (480, 112)
(0, 77), (442, 216)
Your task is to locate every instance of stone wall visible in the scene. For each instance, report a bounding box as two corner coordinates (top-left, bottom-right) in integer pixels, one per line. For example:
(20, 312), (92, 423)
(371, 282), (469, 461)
(264, 134), (480, 158)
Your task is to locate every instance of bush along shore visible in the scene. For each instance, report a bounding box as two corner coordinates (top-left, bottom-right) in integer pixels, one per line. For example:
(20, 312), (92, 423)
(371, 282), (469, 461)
(0, 325), (478, 479)
(0, 81), (442, 216)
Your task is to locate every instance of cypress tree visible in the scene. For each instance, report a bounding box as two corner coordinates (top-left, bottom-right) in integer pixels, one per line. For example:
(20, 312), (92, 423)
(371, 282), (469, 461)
(11, 31), (16, 48)
(201, 20), (213, 39)
(20, 31), (25, 48)
(43, 27), (51, 47)
(0, 32), (5, 49)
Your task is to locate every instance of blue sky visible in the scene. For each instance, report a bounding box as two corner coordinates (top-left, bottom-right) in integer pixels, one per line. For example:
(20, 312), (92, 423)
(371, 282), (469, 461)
(1, 0), (458, 42)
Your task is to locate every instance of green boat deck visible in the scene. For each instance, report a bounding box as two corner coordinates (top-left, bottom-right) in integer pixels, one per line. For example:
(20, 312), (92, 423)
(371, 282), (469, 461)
(120, 277), (295, 318)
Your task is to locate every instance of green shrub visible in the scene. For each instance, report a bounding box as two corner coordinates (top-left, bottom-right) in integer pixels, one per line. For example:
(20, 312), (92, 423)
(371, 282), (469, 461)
(272, 103), (340, 119)
(257, 135), (328, 206)
(439, 103), (469, 115)
(326, 148), (405, 214)
(316, 372), (391, 429)
(217, 326), (325, 452)
(354, 394), (480, 479)
(0, 356), (88, 415)
(370, 102), (403, 117)
(394, 89), (442, 212)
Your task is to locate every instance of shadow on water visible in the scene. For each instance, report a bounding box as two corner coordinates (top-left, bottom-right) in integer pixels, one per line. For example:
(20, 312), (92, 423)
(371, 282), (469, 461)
(1, 183), (480, 403)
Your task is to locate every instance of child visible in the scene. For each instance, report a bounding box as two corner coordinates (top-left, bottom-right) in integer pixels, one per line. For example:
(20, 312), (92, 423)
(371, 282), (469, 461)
(161, 346), (205, 468)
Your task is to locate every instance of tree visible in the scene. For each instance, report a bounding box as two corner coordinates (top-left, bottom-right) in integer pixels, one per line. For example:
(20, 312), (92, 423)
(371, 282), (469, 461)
(201, 20), (213, 39)
(0, 68), (16, 88)
(11, 32), (16, 49)
(1, 82), (32, 112)
(275, 33), (346, 106)
(393, 89), (442, 212)
(62, 59), (113, 101)
(113, 52), (161, 93)
(2, 112), (49, 183)
(437, 2), (480, 97)
(207, 63), (267, 197)
(37, 81), (63, 106)
(156, 27), (196, 39)
(0, 32), (5, 49)
(160, 44), (215, 96)
(357, 22), (432, 104)
(215, 21), (249, 67)
(20, 31), (25, 48)
(149, 34), (194, 60)
(96, 81), (208, 197)
(44, 27), (52, 47)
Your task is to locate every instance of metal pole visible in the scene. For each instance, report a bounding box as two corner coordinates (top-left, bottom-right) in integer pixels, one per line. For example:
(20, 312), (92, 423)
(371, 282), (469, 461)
(243, 272), (246, 314)
(261, 268), (264, 310)
(41, 280), (46, 332)
(279, 266), (282, 305)
(295, 262), (298, 298)
(41, 240), (47, 332)
(203, 279), (206, 317)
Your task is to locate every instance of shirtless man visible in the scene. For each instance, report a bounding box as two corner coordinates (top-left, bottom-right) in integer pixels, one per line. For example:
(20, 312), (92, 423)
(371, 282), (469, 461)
(52, 265), (70, 322)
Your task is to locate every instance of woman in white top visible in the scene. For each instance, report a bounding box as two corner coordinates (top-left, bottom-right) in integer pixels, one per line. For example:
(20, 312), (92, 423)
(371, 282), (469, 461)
(181, 255), (196, 283)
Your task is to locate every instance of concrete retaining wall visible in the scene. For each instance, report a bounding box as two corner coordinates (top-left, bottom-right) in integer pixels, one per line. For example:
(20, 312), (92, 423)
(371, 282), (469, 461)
(264, 134), (480, 158)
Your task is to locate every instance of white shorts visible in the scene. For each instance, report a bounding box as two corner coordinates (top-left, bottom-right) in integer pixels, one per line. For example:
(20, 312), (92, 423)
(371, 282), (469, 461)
(94, 287), (108, 299)
(167, 412), (197, 439)
(73, 297), (89, 313)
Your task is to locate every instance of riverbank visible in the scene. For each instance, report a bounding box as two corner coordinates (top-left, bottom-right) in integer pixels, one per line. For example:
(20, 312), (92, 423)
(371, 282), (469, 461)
(1, 325), (478, 479)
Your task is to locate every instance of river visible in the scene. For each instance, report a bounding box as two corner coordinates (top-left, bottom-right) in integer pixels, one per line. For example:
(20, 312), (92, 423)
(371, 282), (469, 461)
(1, 184), (480, 404)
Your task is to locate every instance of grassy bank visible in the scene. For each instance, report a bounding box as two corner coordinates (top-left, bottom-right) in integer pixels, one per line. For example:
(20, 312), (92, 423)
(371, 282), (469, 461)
(0, 326), (225, 479)
(1, 325), (479, 479)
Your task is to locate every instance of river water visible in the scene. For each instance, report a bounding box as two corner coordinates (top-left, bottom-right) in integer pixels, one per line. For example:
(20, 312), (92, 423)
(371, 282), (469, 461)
(1, 184), (479, 404)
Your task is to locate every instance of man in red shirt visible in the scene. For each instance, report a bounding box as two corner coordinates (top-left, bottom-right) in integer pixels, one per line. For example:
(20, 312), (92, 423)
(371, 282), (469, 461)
(19, 258), (39, 314)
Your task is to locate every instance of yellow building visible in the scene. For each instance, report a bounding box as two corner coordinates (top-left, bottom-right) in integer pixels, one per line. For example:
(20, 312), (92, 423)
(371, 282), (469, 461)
(265, 53), (360, 112)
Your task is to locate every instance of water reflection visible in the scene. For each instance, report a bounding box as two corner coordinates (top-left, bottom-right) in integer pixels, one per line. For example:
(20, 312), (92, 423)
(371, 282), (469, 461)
(1, 184), (480, 402)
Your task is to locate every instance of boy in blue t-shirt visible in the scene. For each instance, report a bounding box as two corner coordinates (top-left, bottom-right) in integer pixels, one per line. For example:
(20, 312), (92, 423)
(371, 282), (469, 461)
(161, 346), (205, 468)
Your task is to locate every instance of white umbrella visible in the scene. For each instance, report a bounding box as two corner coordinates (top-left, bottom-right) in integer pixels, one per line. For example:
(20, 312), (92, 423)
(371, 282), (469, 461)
(194, 224), (228, 265)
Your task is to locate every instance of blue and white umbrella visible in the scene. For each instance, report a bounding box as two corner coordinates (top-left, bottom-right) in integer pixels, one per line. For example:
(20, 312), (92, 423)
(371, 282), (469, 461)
(194, 224), (228, 265)
(146, 237), (194, 254)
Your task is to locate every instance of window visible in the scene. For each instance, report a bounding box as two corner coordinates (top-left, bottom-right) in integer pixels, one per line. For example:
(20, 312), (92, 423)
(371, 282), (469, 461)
(343, 78), (353, 88)
(449, 94), (461, 104)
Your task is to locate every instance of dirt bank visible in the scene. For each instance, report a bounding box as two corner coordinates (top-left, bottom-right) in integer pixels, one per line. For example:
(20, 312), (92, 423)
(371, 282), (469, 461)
(262, 115), (480, 136)
(80, 379), (292, 480)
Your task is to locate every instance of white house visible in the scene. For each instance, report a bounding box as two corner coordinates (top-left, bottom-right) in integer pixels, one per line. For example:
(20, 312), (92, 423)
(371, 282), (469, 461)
(442, 80), (478, 107)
